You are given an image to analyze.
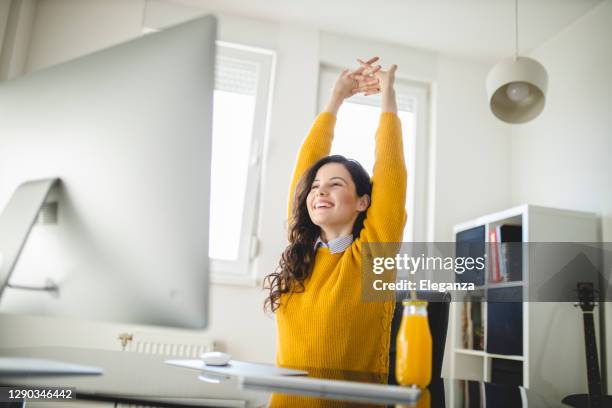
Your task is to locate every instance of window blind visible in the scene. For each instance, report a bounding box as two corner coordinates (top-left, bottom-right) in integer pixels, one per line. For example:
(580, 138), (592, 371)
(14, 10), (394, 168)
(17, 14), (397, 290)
(215, 56), (259, 96)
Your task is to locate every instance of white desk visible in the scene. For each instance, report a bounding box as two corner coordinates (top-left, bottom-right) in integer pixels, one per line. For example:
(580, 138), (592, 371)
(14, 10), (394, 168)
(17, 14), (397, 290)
(0, 346), (269, 407)
(0, 347), (556, 407)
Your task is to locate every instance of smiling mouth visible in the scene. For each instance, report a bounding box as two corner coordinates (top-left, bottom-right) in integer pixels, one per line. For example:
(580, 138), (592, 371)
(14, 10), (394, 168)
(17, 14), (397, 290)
(314, 202), (334, 210)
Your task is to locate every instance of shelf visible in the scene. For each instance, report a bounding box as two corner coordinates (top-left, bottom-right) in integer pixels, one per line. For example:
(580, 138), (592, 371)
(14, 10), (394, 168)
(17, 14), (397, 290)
(472, 281), (524, 290)
(455, 348), (524, 361)
(486, 353), (524, 361)
(454, 348), (486, 357)
(485, 281), (524, 289)
(451, 204), (601, 392)
(452, 204), (528, 235)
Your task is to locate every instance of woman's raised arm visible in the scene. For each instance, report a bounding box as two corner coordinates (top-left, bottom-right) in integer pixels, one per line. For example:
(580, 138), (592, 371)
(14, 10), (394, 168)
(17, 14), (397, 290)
(286, 112), (335, 221)
(286, 58), (380, 221)
(356, 64), (407, 244)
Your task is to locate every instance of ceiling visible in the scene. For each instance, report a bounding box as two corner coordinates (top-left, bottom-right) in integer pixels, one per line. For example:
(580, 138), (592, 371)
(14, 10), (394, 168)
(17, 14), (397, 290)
(175, 0), (603, 62)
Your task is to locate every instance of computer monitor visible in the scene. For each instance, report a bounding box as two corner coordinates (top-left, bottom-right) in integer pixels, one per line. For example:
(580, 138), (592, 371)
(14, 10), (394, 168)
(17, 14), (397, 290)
(0, 15), (216, 330)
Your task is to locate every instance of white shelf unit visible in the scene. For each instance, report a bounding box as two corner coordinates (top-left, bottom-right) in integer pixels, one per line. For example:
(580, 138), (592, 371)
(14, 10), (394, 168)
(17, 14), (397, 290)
(448, 204), (600, 400)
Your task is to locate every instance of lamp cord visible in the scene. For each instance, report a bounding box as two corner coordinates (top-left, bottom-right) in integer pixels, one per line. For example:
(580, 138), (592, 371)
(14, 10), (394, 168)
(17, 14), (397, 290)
(515, 0), (519, 60)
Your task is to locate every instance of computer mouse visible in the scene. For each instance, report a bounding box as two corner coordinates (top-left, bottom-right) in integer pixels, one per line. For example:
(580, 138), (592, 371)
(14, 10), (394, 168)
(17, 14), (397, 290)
(200, 351), (231, 366)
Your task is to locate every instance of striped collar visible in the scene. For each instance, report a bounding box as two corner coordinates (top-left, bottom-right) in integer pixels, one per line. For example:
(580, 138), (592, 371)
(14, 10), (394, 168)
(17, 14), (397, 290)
(314, 234), (354, 254)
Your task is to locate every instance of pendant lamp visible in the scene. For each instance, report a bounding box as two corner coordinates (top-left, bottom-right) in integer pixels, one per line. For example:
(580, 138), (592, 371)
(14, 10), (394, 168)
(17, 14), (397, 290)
(486, 0), (548, 124)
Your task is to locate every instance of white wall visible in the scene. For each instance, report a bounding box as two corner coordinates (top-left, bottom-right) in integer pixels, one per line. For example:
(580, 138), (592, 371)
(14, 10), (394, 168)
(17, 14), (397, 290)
(24, 0), (145, 72)
(434, 56), (513, 241)
(512, 0), (612, 392)
(512, 0), (612, 241)
(0, 0), (510, 375)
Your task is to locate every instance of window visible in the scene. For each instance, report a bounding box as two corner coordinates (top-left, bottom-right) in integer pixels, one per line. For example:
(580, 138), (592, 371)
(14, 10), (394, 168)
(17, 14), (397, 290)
(318, 66), (430, 242)
(209, 43), (274, 283)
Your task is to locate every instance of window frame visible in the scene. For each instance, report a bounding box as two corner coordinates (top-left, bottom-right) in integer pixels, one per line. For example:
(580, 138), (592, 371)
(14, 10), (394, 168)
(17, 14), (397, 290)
(209, 42), (275, 285)
(318, 65), (431, 242)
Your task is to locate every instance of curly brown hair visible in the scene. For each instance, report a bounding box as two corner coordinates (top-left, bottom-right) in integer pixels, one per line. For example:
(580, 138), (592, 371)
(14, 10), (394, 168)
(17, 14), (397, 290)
(263, 155), (372, 313)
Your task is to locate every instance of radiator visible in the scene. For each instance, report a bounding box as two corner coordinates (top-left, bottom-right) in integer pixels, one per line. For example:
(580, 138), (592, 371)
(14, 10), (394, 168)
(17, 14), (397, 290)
(121, 331), (216, 357)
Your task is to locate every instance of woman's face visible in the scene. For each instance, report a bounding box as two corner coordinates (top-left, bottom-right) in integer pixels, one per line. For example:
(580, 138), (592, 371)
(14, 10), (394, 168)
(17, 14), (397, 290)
(306, 162), (369, 232)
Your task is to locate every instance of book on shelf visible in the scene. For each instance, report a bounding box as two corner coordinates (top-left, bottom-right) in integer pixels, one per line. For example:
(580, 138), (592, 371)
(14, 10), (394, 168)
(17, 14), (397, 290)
(456, 225), (485, 286)
(489, 229), (501, 283)
(489, 224), (523, 283)
(461, 295), (484, 351)
(463, 380), (481, 408)
(498, 224), (522, 282)
(491, 358), (523, 386)
(487, 287), (523, 356)
(496, 226), (506, 280)
(461, 300), (469, 348)
(484, 381), (523, 406)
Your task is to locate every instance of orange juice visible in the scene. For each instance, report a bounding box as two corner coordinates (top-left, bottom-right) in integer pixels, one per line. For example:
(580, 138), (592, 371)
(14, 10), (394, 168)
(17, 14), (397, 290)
(396, 300), (432, 388)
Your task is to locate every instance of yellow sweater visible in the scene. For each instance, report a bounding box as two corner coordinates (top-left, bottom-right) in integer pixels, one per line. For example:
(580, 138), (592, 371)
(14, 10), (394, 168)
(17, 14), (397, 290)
(276, 112), (407, 377)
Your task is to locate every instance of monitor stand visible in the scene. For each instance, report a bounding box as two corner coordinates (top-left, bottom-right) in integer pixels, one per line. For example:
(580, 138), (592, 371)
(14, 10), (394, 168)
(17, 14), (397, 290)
(0, 178), (102, 376)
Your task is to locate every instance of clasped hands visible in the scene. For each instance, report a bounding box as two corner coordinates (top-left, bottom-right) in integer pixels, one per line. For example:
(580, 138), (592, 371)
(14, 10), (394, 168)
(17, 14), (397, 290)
(331, 56), (397, 101)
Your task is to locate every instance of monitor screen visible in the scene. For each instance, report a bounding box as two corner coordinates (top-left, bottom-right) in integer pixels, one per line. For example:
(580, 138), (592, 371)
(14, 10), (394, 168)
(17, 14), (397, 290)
(0, 15), (216, 329)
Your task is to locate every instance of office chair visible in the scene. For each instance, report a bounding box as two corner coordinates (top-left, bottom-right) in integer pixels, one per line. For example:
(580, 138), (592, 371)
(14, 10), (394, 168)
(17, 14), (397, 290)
(388, 290), (451, 385)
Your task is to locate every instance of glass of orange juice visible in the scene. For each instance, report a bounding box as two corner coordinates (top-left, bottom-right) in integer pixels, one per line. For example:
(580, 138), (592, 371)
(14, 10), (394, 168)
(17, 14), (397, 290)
(396, 300), (432, 388)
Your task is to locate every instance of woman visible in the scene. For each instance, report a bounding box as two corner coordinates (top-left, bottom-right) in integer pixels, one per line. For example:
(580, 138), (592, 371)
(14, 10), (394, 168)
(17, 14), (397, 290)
(264, 57), (407, 379)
